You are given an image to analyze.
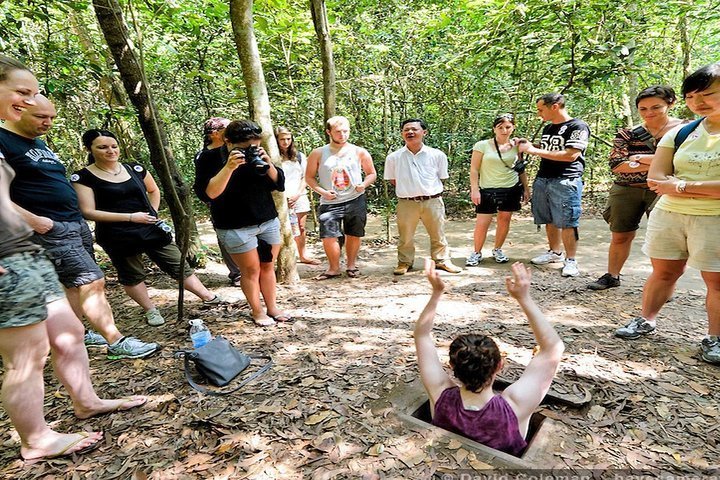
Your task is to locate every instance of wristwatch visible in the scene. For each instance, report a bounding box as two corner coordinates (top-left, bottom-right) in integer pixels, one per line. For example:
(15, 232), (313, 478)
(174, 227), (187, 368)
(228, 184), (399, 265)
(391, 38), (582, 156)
(628, 161), (640, 168)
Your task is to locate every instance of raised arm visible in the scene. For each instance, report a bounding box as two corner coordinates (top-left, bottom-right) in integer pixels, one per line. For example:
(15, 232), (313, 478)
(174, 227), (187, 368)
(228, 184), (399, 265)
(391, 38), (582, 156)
(414, 259), (456, 409)
(501, 263), (564, 425)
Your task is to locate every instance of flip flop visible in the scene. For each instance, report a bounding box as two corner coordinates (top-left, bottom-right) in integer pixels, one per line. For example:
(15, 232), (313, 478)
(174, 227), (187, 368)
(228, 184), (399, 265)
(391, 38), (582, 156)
(313, 272), (342, 281)
(76, 395), (147, 419)
(253, 316), (276, 327)
(270, 313), (293, 323)
(346, 268), (361, 278)
(300, 258), (322, 265)
(22, 431), (102, 464)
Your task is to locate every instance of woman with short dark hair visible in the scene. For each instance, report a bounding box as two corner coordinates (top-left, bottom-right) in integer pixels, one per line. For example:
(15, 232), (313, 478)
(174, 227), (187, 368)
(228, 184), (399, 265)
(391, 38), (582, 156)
(414, 260), (564, 456)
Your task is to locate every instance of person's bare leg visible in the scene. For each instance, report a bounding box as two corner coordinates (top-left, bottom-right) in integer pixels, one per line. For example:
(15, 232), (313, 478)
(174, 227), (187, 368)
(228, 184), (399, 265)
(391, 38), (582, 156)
(607, 231), (635, 277)
(472, 214), (492, 253)
(262, 244), (288, 320)
(45, 298), (145, 419)
(182, 274), (214, 301)
(345, 235), (361, 271)
(640, 258), (686, 322)
(546, 224), (562, 253)
(561, 227), (578, 259)
(321, 237), (342, 275)
(232, 250), (267, 321)
(702, 271), (720, 336)
(0, 322), (101, 460)
(123, 282), (156, 312)
(65, 279), (122, 343)
(295, 212), (318, 264)
(494, 212), (512, 249)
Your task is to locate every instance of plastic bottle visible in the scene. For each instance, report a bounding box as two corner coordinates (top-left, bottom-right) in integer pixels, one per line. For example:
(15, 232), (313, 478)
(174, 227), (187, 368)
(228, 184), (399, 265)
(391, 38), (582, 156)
(289, 209), (300, 237)
(189, 319), (211, 349)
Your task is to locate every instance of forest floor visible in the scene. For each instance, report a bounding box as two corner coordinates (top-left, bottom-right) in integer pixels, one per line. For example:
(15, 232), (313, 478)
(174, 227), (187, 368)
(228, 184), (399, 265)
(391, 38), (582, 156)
(1, 209), (719, 479)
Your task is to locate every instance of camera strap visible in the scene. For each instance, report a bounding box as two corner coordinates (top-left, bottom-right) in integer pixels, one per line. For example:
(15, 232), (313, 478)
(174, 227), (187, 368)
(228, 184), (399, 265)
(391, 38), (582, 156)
(494, 138), (521, 171)
(630, 125), (657, 151)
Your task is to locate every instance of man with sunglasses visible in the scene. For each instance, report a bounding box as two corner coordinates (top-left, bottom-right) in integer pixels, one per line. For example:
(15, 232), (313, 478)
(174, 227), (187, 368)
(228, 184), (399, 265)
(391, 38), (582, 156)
(384, 118), (461, 275)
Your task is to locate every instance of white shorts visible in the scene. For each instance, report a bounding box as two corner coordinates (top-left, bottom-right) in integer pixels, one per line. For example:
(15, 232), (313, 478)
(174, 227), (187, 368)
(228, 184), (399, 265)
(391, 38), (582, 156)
(292, 194), (311, 214)
(643, 208), (720, 272)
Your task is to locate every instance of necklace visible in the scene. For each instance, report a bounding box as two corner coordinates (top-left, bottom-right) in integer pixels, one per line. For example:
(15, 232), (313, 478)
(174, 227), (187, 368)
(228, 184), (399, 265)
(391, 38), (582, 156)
(94, 163), (122, 176)
(645, 117), (670, 139)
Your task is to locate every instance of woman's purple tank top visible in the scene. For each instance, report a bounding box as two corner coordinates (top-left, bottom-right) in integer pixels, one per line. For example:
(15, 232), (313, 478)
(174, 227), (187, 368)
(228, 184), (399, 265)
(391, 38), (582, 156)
(431, 386), (527, 456)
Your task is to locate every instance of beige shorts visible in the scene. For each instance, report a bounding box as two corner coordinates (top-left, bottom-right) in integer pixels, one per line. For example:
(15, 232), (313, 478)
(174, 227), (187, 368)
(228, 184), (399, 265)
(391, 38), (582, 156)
(642, 208), (720, 272)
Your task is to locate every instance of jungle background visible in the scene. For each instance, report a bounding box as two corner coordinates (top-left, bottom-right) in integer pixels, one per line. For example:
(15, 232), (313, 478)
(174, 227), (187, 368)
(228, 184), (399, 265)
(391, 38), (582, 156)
(1, 0), (720, 478)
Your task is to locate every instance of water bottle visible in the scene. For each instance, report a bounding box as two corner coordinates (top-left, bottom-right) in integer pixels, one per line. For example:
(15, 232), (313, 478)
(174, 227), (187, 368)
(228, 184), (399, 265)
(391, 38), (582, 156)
(189, 319), (211, 349)
(289, 209), (300, 237)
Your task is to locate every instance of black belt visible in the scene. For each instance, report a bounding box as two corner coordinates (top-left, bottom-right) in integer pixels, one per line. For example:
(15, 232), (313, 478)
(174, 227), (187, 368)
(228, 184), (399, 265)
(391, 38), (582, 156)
(400, 193), (442, 201)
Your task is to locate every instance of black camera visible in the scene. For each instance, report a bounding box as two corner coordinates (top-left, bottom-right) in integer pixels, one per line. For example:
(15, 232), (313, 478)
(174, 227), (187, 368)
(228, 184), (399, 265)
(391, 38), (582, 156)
(239, 145), (269, 175)
(512, 160), (527, 174)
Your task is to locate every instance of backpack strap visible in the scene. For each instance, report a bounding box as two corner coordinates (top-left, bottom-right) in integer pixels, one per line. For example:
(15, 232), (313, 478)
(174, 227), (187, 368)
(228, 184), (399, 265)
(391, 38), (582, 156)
(674, 118), (704, 151)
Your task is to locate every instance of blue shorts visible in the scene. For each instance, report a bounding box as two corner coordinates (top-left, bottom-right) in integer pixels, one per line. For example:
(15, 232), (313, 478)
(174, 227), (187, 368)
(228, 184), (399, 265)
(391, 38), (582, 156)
(32, 220), (104, 288)
(531, 177), (582, 228)
(216, 217), (281, 255)
(318, 194), (367, 238)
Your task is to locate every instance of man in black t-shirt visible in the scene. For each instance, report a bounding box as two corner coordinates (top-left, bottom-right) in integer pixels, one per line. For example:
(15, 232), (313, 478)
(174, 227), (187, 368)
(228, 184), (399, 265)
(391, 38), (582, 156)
(0, 95), (158, 359)
(517, 93), (590, 277)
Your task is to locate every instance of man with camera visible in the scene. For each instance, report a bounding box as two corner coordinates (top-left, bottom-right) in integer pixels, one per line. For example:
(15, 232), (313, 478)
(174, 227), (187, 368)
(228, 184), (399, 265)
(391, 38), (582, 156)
(194, 120), (290, 327)
(0, 95), (159, 358)
(516, 93), (590, 277)
(305, 116), (377, 280)
(384, 119), (461, 275)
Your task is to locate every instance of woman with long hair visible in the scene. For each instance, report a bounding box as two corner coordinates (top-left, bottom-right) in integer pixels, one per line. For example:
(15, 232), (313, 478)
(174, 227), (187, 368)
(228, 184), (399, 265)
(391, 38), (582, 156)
(414, 259), (564, 456)
(466, 114), (529, 266)
(72, 129), (222, 326)
(275, 126), (320, 265)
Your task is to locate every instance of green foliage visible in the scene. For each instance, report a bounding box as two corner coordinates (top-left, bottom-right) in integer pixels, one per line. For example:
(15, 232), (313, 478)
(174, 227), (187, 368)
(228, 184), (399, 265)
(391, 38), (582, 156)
(1, 0), (717, 216)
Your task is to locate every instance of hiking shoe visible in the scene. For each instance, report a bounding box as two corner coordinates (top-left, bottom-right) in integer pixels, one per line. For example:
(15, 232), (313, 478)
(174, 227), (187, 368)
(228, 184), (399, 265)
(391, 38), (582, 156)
(615, 317), (656, 339)
(107, 337), (159, 360)
(203, 294), (226, 305)
(465, 252), (483, 266)
(230, 275), (242, 287)
(531, 250), (565, 265)
(435, 261), (462, 273)
(84, 330), (108, 348)
(587, 273), (620, 290)
(700, 336), (720, 365)
(561, 258), (580, 277)
(145, 308), (165, 326)
(393, 263), (413, 275)
(492, 248), (509, 263)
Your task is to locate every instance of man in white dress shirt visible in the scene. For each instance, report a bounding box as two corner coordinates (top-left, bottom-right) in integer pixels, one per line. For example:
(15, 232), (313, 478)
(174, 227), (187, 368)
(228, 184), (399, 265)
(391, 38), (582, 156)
(384, 119), (461, 275)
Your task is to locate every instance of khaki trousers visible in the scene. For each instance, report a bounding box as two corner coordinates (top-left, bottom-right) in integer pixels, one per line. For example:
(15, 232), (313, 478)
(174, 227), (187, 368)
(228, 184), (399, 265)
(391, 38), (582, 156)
(396, 197), (449, 265)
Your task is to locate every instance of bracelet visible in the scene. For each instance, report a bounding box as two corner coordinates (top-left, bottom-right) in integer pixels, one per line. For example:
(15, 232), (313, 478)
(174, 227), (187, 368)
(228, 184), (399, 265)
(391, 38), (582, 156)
(676, 180), (687, 193)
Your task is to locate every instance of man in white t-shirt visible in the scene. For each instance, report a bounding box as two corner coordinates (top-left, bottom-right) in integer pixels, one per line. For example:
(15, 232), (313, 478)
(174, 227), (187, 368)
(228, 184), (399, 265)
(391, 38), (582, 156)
(384, 119), (461, 275)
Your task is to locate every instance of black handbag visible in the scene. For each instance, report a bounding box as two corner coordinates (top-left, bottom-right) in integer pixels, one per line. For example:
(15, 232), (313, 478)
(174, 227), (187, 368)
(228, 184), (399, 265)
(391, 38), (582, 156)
(177, 336), (272, 396)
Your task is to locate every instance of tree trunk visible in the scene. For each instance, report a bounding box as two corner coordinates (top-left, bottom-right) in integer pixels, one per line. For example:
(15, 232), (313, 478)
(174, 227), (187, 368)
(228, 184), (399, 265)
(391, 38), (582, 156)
(92, 0), (200, 320)
(310, 0), (337, 121)
(229, 0), (299, 284)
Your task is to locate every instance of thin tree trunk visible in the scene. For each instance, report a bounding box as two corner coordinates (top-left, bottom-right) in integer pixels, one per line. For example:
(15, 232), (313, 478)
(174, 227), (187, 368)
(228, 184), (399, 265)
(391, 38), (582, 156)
(92, 0), (200, 321)
(229, 0), (299, 284)
(310, 0), (337, 121)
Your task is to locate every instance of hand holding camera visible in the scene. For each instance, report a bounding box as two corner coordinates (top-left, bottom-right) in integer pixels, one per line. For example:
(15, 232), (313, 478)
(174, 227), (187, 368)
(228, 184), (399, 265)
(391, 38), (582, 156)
(239, 145), (270, 175)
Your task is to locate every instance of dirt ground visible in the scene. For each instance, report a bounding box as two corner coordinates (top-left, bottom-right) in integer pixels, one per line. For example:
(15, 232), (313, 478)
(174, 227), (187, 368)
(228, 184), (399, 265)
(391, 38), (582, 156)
(1, 212), (718, 479)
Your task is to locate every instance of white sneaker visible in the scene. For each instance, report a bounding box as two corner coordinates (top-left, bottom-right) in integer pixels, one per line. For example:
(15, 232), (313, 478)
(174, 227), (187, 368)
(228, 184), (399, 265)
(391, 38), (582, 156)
(465, 251), (483, 266)
(492, 248), (509, 263)
(531, 250), (565, 265)
(561, 258), (580, 277)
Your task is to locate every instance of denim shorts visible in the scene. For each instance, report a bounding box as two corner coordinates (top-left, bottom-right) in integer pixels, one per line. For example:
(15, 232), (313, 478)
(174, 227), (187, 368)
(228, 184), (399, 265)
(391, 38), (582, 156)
(531, 177), (583, 228)
(216, 217), (281, 255)
(0, 251), (65, 329)
(318, 194), (367, 238)
(32, 220), (104, 288)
